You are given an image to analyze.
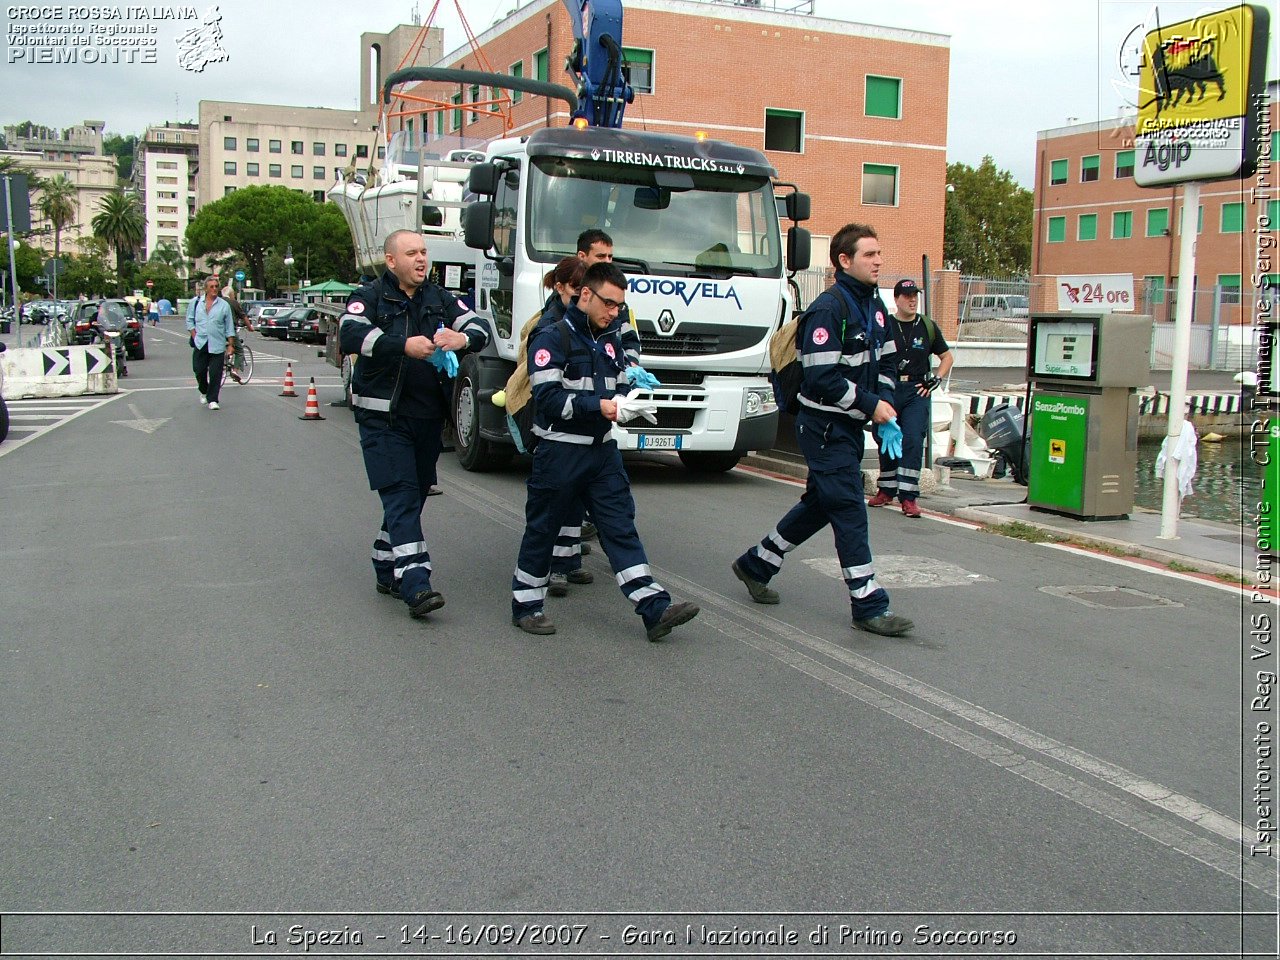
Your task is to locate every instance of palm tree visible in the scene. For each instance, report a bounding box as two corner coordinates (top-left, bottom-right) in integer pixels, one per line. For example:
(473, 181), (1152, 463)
(38, 175), (76, 262)
(91, 188), (144, 293)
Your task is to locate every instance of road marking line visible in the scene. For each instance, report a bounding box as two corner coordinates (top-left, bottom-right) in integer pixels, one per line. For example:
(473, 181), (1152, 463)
(0, 392), (127, 459)
(1040, 542), (1246, 596)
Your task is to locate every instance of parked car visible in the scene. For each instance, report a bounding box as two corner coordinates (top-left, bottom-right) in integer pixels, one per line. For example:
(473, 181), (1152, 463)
(962, 294), (1030, 323)
(71, 300), (145, 359)
(256, 305), (297, 339)
(286, 304), (341, 344)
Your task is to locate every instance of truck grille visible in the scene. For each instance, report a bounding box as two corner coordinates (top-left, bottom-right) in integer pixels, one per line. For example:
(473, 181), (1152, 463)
(639, 332), (718, 356)
(636, 321), (769, 357)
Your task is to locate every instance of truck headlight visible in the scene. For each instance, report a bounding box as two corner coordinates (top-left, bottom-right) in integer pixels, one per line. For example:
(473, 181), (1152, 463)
(744, 386), (776, 418)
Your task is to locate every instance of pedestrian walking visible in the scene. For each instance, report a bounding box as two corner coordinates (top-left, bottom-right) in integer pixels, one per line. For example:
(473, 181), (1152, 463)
(510, 261), (699, 641)
(730, 223), (913, 637)
(867, 278), (953, 517)
(186, 276), (236, 411)
(339, 229), (492, 619)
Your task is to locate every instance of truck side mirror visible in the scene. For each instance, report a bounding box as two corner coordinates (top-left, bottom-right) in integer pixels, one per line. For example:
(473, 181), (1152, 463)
(464, 201), (495, 250)
(467, 164), (499, 196)
(786, 192), (811, 223)
(787, 227), (811, 272)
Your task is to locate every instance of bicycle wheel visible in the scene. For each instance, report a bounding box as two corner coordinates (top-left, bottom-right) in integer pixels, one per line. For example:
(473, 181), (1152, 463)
(237, 344), (254, 384)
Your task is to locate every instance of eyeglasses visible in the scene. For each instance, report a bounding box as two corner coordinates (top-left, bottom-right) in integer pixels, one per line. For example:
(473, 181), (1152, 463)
(589, 289), (626, 312)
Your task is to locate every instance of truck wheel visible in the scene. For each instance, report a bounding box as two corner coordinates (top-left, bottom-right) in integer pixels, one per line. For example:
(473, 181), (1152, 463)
(453, 355), (510, 472)
(341, 354), (354, 407)
(677, 450), (741, 474)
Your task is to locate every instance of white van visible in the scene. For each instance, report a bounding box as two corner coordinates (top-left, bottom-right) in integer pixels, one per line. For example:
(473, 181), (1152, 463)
(963, 294), (1029, 322)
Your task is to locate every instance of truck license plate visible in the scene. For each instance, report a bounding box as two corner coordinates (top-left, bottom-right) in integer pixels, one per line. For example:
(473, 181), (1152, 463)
(637, 435), (681, 450)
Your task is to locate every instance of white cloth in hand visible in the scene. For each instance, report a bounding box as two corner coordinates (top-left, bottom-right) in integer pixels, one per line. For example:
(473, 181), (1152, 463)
(613, 388), (658, 424)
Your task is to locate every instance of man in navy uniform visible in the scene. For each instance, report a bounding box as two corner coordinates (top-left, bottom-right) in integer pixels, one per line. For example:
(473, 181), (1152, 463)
(510, 261), (699, 642)
(340, 229), (491, 619)
(730, 223), (913, 637)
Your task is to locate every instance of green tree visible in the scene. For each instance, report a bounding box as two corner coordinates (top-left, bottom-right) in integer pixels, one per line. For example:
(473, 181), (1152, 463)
(943, 157), (1033, 276)
(91, 189), (144, 294)
(102, 133), (139, 182)
(1, 238), (44, 294)
(186, 185), (352, 291)
(134, 261), (184, 303)
(37, 174), (77, 262)
(58, 251), (115, 298)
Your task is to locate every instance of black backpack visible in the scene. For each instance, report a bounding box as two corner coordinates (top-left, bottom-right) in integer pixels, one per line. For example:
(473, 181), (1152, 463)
(769, 288), (852, 416)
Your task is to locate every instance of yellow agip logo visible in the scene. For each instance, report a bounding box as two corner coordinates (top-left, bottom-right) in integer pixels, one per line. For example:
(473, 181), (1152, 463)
(1049, 439), (1067, 465)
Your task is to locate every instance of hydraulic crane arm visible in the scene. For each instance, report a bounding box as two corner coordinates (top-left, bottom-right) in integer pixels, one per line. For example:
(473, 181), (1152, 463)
(560, 0), (633, 128)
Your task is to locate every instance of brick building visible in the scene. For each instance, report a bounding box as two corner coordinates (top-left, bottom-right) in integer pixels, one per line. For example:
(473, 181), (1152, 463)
(1032, 83), (1278, 325)
(375, 0), (949, 281)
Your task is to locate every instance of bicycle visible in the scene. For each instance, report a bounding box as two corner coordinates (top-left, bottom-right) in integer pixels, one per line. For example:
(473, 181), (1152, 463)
(222, 334), (254, 386)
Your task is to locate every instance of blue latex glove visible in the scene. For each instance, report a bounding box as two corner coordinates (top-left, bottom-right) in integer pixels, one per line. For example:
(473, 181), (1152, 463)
(624, 365), (661, 391)
(430, 347), (459, 378)
(505, 413), (529, 455)
(878, 417), (903, 459)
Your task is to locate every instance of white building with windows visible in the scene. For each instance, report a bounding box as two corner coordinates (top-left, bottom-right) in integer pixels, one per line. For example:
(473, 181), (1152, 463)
(132, 122), (200, 266)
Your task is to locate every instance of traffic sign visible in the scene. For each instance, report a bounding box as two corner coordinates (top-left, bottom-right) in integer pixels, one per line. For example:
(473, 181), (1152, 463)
(145, 280), (154, 288)
(43, 257), (65, 277)
(234, 270), (245, 282)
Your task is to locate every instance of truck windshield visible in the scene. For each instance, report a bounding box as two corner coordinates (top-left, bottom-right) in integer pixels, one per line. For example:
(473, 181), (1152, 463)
(526, 157), (782, 277)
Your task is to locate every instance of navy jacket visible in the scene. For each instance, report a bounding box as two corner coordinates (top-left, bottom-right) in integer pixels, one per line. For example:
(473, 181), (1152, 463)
(527, 303), (629, 446)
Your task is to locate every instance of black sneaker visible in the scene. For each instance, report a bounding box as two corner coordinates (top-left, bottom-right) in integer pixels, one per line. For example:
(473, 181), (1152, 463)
(548, 573), (569, 597)
(513, 612), (556, 635)
(408, 590), (445, 618)
(646, 600), (700, 642)
(566, 569), (593, 585)
(731, 560), (779, 605)
(376, 581), (401, 599)
(853, 612), (914, 637)
(581, 521), (597, 540)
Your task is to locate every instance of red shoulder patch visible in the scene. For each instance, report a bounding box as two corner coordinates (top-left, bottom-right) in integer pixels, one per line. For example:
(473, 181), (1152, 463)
(347, 301), (365, 315)
(534, 348), (551, 368)
(812, 327), (829, 346)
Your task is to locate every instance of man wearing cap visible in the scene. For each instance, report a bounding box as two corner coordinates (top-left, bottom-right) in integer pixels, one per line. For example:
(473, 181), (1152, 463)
(867, 279), (953, 517)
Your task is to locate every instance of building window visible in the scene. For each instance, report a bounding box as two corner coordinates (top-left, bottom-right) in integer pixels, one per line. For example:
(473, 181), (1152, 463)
(534, 48), (548, 82)
(1047, 216), (1066, 243)
(622, 48), (654, 94)
(861, 163), (898, 206)
(291, 165), (303, 178)
(510, 61), (523, 102)
(1218, 274), (1242, 304)
(1146, 207), (1169, 236)
(377, 146), (385, 159)
(1112, 210), (1132, 239)
(434, 110), (444, 138)
(864, 75), (901, 119)
(247, 138), (259, 152)
(1050, 158), (1068, 185)
(1145, 275), (1165, 304)
(1221, 202), (1244, 233)
(313, 190), (326, 203)
(224, 186), (236, 195)
(291, 141), (303, 155)
(247, 162), (259, 177)
(1081, 155), (1100, 182)
(469, 84), (481, 124)
(490, 86), (501, 112)
(1078, 213), (1097, 241)
(335, 143), (347, 157)
(313, 166), (325, 179)
(223, 161), (236, 175)
(356, 144), (369, 158)
(1115, 149), (1134, 178)
(764, 108), (804, 153)
(223, 136), (236, 150)
(269, 164), (282, 178)
(451, 93), (462, 131)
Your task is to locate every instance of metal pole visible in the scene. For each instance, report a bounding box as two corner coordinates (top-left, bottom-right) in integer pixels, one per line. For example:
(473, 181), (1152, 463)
(4, 176), (20, 341)
(1207, 283), (1221, 369)
(1158, 180), (1199, 540)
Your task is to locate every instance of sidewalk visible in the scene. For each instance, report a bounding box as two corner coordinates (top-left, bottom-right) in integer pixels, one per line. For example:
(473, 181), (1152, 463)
(743, 451), (1253, 581)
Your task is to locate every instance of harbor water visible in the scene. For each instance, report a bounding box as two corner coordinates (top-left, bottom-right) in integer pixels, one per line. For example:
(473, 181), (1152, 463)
(1134, 434), (1262, 525)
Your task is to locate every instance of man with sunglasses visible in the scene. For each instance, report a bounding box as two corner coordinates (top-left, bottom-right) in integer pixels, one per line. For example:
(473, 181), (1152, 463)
(510, 262), (699, 642)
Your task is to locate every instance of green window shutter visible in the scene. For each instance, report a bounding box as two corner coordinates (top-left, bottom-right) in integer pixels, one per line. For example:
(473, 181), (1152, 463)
(534, 49), (548, 82)
(1221, 202), (1243, 233)
(1050, 159), (1068, 184)
(1112, 210), (1132, 239)
(1081, 155), (1099, 182)
(1048, 216), (1066, 243)
(1078, 214), (1097, 240)
(510, 62), (523, 103)
(1115, 150), (1135, 177)
(1146, 207), (1169, 236)
(864, 76), (901, 119)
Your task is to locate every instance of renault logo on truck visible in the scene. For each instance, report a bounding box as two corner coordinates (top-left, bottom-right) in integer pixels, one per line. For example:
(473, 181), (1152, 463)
(656, 309), (677, 335)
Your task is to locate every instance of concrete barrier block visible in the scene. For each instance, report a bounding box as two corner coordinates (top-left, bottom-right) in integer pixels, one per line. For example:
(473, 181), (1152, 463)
(0, 345), (118, 399)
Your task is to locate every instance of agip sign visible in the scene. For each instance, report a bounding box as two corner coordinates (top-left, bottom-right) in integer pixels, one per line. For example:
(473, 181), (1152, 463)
(1133, 3), (1269, 187)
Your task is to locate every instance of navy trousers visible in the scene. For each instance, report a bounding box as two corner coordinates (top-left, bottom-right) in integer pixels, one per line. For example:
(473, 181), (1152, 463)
(357, 413), (443, 604)
(512, 440), (668, 627)
(550, 498), (586, 575)
(735, 411), (889, 621)
(874, 383), (930, 502)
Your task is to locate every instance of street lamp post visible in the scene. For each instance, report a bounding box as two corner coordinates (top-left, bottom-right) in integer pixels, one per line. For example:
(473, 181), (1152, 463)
(284, 244), (295, 297)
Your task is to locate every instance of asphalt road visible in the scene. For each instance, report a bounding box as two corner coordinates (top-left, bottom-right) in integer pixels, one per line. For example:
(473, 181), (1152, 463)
(0, 325), (1272, 959)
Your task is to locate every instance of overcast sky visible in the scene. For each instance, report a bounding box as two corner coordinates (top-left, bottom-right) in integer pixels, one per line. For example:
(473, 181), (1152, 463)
(0, 0), (1247, 187)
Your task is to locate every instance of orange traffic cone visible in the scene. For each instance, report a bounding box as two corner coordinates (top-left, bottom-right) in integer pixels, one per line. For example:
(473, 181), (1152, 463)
(279, 362), (298, 397)
(299, 377), (326, 421)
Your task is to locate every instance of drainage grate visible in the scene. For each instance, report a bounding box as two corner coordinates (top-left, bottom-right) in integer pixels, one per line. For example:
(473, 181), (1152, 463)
(1039, 585), (1183, 609)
